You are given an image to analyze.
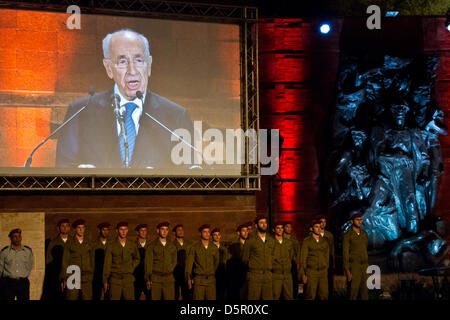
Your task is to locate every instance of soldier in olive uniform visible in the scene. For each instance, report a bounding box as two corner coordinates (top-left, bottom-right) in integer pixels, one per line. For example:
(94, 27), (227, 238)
(0, 229), (33, 301)
(300, 219), (329, 300)
(272, 221), (294, 300)
(242, 215), (275, 300)
(145, 222), (177, 300)
(92, 222), (110, 300)
(343, 212), (369, 300)
(134, 224), (150, 300)
(282, 221), (300, 299)
(227, 224), (248, 300)
(185, 224), (219, 300)
(173, 224), (193, 300)
(60, 219), (94, 300)
(103, 221), (140, 300)
(43, 218), (70, 300)
(319, 215), (335, 299)
(211, 228), (228, 300)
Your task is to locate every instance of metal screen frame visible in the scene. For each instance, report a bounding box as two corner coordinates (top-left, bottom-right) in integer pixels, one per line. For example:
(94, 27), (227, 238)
(0, 0), (260, 191)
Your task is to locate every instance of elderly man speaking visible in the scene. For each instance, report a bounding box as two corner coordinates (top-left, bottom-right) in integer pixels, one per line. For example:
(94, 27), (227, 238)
(55, 29), (194, 169)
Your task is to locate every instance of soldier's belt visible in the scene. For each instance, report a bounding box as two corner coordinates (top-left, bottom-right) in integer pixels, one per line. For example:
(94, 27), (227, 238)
(271, 269), (290, 274)
(153, 271), (173, 276)
(193, 274), (215, 279)
(306, 266), (327, 272)
(110, 272), (132, 279)
(249, 269), (271, 274)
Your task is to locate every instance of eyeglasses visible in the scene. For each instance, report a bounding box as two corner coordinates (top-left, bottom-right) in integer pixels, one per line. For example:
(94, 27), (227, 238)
(110, 56), (147, 69)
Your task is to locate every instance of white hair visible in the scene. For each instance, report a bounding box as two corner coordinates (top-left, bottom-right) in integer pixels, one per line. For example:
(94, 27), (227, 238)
(102, 29), (151, 59)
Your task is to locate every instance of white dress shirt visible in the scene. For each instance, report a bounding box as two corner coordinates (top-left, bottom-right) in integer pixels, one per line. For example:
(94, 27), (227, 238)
(114, 84), (146, 136)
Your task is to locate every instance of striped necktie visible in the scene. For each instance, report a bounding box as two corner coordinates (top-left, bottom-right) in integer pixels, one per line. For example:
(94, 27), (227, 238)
(119, 102), (138, 165)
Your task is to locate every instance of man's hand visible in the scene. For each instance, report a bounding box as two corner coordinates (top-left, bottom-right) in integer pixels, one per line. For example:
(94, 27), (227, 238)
(345, 270), (352, 282)
(146, 280), (152, 290)
(188, 279), (193, 290)
(61, 281), (66, 292)
(302, 275), (307, 284)
(103, 282), (109, 292)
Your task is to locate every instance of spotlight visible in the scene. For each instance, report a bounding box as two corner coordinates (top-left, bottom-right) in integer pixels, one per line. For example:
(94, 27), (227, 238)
(319, 23), (331, 34)
(385, 11), (399, 17)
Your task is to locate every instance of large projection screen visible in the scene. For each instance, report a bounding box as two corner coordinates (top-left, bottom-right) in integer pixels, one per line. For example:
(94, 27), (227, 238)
(0, 9), (245, 177)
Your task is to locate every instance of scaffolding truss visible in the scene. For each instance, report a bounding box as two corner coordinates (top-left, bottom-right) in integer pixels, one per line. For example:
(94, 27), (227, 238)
(0, 175), (259, 190)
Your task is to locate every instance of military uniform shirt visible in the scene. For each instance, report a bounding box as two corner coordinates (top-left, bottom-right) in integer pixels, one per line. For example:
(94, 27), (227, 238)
(287, 236), (301, 264)
(46, 236), (68, 265)
(272, 237), (294, 273)
(92, 239), (108, 275)
(0, 245), (34, 279)
(342, 228), (368, 271)
(134, 239), (150, 281)
(242, 234), (275, 272)
(60, 236), (95, 282)
(299, 235), (329, 277)
(103, 239), (140, 283)
(185, 242), (219, 280)
(145, 239), (177, 281)
(214, 244), (229, 267)
(173, 239), (193, 267)
(92, 239), (108, 255)
(321, 230), (335, 268)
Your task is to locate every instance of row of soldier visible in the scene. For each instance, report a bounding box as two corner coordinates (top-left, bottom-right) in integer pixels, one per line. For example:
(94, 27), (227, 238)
(0, 212), (368, 300)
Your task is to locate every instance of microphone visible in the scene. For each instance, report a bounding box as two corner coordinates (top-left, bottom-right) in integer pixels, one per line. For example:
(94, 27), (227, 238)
(111, 93), (130, 168)
(24, 86), (96, 167)
(136, 90), (201, 154)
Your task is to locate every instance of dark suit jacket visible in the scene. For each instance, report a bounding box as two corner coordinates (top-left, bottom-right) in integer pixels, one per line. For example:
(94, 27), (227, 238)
(55, 88), (194, 169)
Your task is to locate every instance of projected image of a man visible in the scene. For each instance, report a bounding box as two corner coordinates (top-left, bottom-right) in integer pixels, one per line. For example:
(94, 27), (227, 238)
(103, 30), (151, 101)
(55, 29), (194, 169)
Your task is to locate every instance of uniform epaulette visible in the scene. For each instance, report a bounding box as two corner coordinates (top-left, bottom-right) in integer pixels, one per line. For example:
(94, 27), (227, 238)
(24, 245), (32, 251)
(1, 246), (8, 252)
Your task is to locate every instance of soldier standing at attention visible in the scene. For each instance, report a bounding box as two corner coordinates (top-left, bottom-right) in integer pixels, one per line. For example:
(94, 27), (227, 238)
(134, 224), (150, 300)
(185, 224), (219, 300)
(92, 222), (111, 300)
(318, 215), (335, 299)
(272, 221), (294, 300)
(211, 228), (228, 300)
(145, 222), (177, 300)
(227, 224), (249, 300)
(173, 224), (192, 300)
(0, 229), (33, 301)
(44, 218), (71, 300)
(242, 215), (275, 300)
(343, 212), (369, 300)
(299, 219), (329, 300)
(103, 221), (140, 300)
(282, 221), (300, 299)
(60, 219), (94, 300)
